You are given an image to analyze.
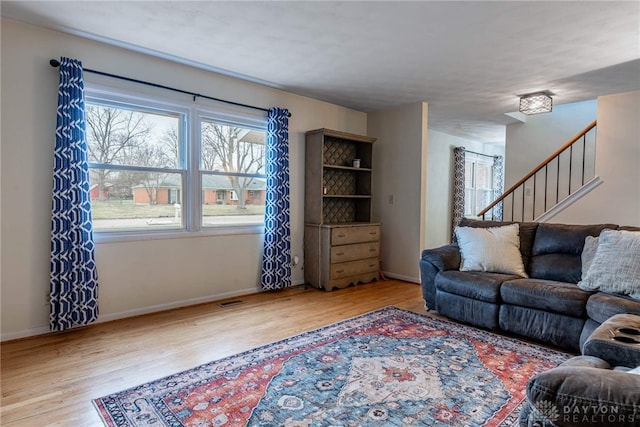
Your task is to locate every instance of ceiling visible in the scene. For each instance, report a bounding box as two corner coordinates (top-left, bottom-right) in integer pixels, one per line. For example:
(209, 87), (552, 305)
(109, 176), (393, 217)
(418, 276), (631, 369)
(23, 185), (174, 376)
(3, 1), (639, 144)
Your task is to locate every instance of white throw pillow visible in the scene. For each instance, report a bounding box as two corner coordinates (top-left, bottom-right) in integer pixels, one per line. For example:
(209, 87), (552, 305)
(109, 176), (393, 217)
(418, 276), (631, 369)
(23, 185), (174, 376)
(578, 230), (640, 300)
(581, 235), (599, 280)
(455, 223), (528, 277)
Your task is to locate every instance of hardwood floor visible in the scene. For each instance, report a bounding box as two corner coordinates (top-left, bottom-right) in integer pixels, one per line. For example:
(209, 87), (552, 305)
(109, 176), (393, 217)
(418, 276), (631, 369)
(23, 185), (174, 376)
(1, 279), (427, 426)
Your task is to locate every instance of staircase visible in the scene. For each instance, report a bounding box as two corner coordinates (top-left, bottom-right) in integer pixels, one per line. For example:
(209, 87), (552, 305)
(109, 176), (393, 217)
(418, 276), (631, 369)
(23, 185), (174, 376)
(478, 120), (599, 222)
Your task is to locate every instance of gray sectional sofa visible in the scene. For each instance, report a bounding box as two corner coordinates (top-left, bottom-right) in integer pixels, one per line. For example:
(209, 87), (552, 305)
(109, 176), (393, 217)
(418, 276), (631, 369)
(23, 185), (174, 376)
(419, 219), (640, 351)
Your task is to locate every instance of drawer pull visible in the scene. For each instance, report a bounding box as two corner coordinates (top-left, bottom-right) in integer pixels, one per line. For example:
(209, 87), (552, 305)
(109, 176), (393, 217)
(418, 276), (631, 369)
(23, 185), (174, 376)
(369, 232), (378, 235)
(369, 264), (377, 268)
(336, 252), (345, 256)
(337, 234), (346, 238)
(335, 269), (344, 274)
(369, 248), (377, 252)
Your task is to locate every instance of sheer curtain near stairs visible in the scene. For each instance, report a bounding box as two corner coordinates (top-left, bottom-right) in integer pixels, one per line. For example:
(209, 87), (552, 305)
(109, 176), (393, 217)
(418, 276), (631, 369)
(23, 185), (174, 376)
(50, 57), (99, 332)
(478, 120), (598, 222)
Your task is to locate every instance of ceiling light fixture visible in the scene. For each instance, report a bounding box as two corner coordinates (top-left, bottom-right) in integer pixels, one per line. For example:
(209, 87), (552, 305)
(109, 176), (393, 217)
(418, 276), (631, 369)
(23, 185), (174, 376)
(519, 92), (553, 115)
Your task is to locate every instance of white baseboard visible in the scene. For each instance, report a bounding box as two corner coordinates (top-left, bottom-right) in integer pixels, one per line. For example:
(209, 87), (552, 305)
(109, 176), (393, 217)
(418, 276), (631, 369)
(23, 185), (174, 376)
(2, 283), (311, 342)
(97, 287), (261, 323)
(382, 272), (420, 284)
(1, 326), (51, 342)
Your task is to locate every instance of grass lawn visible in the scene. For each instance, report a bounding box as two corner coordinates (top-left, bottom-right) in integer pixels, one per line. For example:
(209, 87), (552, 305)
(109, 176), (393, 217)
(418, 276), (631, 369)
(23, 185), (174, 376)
(91, 200), (264, 219)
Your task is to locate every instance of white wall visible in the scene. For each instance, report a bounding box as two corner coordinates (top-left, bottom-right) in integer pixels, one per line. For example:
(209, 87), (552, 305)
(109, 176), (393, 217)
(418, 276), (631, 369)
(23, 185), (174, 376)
(425, 130), (504, 248)
(367, 103), (428, 283)
(505, 100), (597, 188)
(552, 91), (640, 225)
(0, 19), (368, 340)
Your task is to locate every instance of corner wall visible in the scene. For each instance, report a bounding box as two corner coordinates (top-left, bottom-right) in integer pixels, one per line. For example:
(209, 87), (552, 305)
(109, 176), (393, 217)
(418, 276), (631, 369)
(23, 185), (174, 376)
(1, 19), (367, 340)
(367, 103), (428, 283)
(551, 91), (640, 225)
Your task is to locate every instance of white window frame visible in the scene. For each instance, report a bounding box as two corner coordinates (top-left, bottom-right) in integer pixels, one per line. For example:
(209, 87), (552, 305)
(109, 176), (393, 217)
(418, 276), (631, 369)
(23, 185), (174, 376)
(85, 84), (268, 243)
(197, 111), (268, 230)
(464, 154), (495, 219)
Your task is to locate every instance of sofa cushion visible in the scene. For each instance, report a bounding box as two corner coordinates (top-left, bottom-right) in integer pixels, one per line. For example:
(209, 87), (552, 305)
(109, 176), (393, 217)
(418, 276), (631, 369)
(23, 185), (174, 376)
(529, 254), (583, 284)
(458, 219), (539, 269)
(586, 292), (640, 324)
(435, 270), (519, 303)
(578, 230), (640, 300)
(499, 304), (584, 351)
(455, 224), (527, 277)
(500, 279), (592, 317)
(436, 290), (500, 330)
(530, 223), (616, 283)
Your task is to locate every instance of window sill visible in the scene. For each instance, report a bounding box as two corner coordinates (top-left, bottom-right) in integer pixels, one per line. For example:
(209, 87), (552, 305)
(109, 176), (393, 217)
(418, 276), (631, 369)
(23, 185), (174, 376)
(94, 224), (265, 244)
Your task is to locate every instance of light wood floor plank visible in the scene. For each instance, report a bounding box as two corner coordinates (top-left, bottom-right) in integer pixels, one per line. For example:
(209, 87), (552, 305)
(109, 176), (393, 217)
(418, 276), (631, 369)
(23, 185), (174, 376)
(1, 280), (426, 426)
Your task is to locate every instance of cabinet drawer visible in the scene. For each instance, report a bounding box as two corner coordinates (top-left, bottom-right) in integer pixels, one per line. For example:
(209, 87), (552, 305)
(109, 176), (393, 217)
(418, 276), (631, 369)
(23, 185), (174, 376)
(331, 225), (380, 245)
(331, 242), (380, 263)
(330, 257), (379, 279)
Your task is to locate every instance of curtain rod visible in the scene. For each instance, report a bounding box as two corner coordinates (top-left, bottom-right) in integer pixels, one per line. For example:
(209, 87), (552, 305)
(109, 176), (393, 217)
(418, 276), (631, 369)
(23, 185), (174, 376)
(49, 59), (291, 117)
(464, 148), (499, 158)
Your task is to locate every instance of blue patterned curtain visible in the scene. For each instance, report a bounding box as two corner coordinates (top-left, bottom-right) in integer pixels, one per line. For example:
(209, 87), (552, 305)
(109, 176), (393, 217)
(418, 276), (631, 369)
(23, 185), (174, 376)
(50, 57), (99, 331)
(260, 108), (291, 290)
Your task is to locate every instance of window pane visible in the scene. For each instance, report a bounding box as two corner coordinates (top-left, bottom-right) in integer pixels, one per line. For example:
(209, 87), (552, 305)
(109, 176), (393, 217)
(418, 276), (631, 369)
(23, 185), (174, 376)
(475, 189), (494, 214)
(464, 189), (475, 216)
(86, 103), (181, 168)
(201, 173), (265, 227)
(90, 170), (183, 232)
(476, 164), (493, 190)
(464, 162), (474, 187)
(200, 120), (266, 174)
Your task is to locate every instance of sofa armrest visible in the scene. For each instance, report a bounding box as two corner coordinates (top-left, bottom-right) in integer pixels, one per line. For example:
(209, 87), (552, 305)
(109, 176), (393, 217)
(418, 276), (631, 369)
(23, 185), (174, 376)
(525, 366), (640, 427)
(419, 244), (460, 310)
(421, 244), (461, 271)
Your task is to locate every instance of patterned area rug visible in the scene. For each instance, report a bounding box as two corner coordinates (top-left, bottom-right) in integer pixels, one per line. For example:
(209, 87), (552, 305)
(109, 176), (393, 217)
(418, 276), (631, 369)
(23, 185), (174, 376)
(93, 307), (569, 426)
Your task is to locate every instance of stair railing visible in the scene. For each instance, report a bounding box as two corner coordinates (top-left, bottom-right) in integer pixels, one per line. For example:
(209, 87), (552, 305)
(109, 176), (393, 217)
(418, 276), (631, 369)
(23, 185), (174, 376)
(478, 120), (597, 221)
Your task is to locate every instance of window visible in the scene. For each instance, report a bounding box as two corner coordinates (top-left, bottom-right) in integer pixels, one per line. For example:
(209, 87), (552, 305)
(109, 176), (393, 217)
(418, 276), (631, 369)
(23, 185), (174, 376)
(199, 118), (266, 227)
(464, 154), (496, 219)
(85, 88), (267, 236)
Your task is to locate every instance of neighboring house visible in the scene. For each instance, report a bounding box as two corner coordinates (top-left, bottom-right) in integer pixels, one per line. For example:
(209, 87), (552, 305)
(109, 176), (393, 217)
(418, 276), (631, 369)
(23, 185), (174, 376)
(89, 184), (110, 201)
(132, 174), (266, 205)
